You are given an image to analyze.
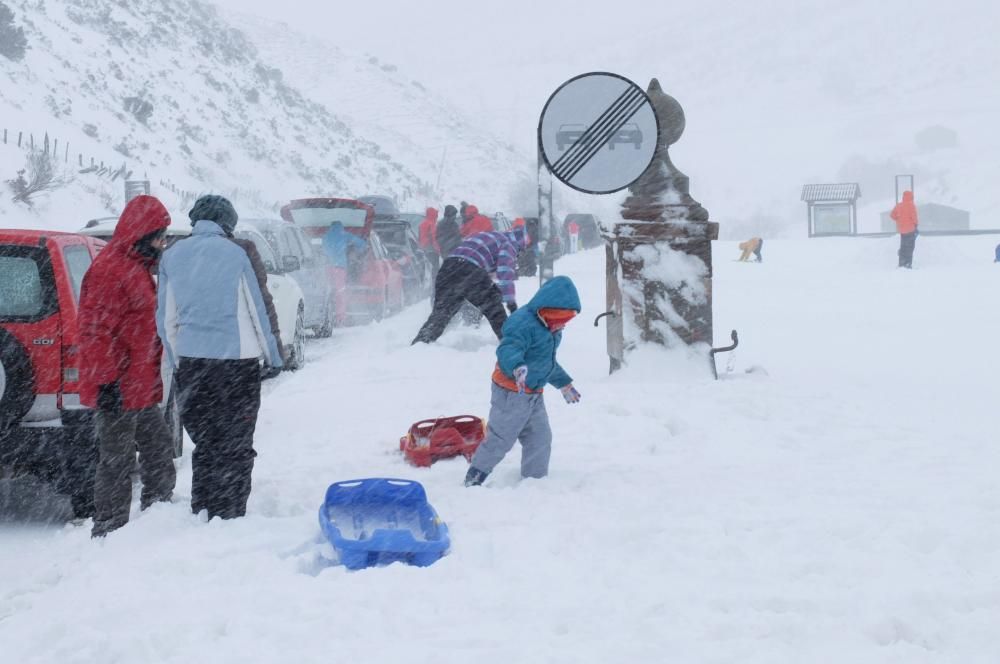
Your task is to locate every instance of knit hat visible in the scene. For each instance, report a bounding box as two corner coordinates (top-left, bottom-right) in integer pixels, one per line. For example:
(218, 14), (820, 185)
(189, 195), (238, 233)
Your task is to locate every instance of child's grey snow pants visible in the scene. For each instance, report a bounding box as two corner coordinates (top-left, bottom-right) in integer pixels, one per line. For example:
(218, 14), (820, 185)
(470, 383), (553, 478)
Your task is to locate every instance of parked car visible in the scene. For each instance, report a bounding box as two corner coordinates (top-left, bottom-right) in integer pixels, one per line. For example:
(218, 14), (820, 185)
(80, 216), (190, 273)
(240, 218), (335, 338)
(396, 212), (425, 236)
(490, 212), (513, 233)
(0, 230), (182, 517)
(230, 225), (308, 370)
(357, 195), (399, 221)
(281, 198), (404, 325)
(373, 219), (432, 305)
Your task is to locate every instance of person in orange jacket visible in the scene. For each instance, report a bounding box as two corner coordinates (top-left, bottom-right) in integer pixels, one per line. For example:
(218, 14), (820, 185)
(418, 207), (440, 280)
(890, 190), (919, 268)
(460, 204), (493, 237)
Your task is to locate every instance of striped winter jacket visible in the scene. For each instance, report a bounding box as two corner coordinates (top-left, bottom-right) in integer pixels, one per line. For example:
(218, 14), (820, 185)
(448, 228), (526, 304)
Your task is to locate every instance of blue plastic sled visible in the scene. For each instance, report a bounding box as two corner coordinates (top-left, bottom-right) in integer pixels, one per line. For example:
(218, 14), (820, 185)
(318, 478), (450, 570)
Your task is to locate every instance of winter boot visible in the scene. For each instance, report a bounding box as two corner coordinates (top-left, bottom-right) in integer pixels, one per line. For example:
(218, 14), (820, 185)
(464, 467), (489, 487)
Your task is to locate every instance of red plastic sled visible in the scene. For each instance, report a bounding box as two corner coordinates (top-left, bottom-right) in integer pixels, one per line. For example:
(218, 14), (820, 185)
(399, 415), (486, 468)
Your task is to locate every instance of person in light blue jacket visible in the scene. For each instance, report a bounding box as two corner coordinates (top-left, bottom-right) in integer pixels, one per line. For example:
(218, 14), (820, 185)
(156, 195), (282, 520)
(465, 276), (582, 486)
(322, 221), (367, 270)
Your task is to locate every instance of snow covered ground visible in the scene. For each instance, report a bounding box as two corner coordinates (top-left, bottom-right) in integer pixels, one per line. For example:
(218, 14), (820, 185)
(1, 236), (998, 662)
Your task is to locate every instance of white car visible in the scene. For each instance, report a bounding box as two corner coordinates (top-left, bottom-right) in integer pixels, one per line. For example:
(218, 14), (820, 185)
(79, 215), (192, 251)
(232, 225), (307, 370)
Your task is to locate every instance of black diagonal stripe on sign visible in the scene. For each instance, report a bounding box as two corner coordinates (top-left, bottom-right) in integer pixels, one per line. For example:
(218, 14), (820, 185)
(562, 96), (645, 182)
(559, 94), (646, 182)
(551, 87), (642, 176)
(551, 88), (642, 178)
(553, 92), (643, 181)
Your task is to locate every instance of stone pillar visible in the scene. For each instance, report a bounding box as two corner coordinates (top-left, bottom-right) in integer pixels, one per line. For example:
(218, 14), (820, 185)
(603, 79), (719, 369)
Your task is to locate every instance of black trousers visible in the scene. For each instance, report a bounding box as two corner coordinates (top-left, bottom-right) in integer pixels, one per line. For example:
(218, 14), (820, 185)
(413, 258), (508, 343)
(177, 358), (261, 520)
(92, 407), (176, 537)
(898, 232), (917, 267)
(425, 250), (440, 283)
(753, 239), (763, 262)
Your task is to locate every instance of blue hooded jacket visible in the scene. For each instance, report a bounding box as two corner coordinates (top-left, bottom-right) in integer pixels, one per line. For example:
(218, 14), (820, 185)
(496, 276), (581, 391)
(322, 222), (367, 268)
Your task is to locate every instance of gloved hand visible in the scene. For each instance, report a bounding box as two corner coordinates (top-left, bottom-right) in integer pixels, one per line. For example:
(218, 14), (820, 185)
(260, 364), (283, 381)
(507, 302), (518, 314)
(96, 382), (123, 414)
(513, 365), (528, 394)
(560, 384), (581, 404)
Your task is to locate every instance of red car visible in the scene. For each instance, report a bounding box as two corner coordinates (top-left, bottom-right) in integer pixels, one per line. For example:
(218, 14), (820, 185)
(281, 198), (404, 325)
(0, 230), (182, 518)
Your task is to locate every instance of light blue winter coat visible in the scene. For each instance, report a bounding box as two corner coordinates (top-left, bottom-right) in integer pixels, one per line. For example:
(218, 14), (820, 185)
(322, 221), (367, 269)
(496, 276), (581, 391)
(156, 220), (283, 368)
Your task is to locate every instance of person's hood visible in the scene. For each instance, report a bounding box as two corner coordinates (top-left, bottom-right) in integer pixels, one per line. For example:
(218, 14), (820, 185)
(464, 204), (479, 219)
(443, 204), (458, 218)
(109, 195), (170, 252)
(425, 207), (439, 223)
(901, 191), (914, 203)
(523, 276), (581, 314)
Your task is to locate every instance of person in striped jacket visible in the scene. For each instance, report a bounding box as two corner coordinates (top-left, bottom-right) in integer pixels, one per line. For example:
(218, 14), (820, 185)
(412, 226), (529, 344)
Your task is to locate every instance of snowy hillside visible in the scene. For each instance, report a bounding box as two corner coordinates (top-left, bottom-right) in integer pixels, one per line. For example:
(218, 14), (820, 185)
(228, 12), (532, 213)
(2, 236), (997, 662)
(0, 0), (529, 231)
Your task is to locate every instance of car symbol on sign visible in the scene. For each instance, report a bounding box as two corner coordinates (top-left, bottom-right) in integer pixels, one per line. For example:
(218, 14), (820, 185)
(556, 123), (644, 151)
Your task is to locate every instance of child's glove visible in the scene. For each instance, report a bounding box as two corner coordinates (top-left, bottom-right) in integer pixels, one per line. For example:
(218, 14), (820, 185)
(560, 384), (581, 404)
(513, 366), (528, 394)
(507, 302), (518, 314)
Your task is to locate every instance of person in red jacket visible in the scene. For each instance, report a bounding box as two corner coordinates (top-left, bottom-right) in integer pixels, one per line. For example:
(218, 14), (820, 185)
(890, 190), (919, 268)
(460, 204), (493, 237)
(78, 195), (177, 537)
(418, 207), (440, 280)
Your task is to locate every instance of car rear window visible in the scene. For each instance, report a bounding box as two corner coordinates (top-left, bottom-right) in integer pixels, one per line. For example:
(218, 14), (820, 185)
(287, 207), (368, 229)
(0, 246), (57, 321)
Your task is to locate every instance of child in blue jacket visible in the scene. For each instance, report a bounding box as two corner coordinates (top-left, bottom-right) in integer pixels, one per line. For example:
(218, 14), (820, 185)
(465, 276), (582, 486)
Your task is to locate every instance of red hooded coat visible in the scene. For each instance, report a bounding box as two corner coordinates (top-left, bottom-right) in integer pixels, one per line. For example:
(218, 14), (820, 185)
(890, 191), (918, 234)
(460, 204), (493, 237)
(418, 207), (439, 252)
(78, 195), (171, 410)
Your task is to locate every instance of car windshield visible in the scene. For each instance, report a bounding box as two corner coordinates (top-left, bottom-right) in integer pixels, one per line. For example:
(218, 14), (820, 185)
(287, 207), (368, 229)
(378, 228), (407, 247)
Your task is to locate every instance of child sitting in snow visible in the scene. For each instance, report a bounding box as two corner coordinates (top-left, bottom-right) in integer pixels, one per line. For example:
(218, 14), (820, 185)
(464, 276), (582, 487)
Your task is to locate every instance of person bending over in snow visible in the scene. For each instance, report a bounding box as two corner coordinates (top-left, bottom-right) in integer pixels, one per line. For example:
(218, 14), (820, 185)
(412, 226), (529, 343)
(464, 276), (582, 487)
(737, 237), (763, 262)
